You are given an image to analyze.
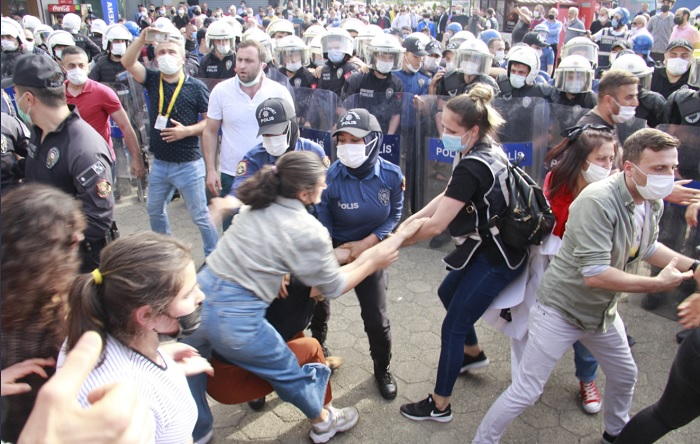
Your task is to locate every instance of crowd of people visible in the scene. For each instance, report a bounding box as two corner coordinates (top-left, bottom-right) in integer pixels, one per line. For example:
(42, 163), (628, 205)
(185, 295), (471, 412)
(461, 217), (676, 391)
(1, 1), (700, 444)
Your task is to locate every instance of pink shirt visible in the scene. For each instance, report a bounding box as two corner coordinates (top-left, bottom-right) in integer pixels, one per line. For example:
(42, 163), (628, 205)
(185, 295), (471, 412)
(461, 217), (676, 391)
(65, 79), (122, 160)
(669, 23), (700, 45)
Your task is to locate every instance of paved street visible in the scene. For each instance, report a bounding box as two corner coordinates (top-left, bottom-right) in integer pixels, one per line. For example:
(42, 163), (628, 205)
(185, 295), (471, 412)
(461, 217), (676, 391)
(116, 192), (699, 444)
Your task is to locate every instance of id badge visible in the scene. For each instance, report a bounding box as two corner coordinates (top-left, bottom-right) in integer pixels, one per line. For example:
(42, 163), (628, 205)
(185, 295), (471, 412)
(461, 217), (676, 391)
(154, 115), (168, 130)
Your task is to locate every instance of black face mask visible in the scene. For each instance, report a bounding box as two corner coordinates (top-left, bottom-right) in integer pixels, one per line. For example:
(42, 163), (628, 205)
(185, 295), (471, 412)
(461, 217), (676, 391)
(158, 305), (202, 340)
(673, 16), (684, 25)
(548, 14), (555, 20)
(661, 5), (670, 13)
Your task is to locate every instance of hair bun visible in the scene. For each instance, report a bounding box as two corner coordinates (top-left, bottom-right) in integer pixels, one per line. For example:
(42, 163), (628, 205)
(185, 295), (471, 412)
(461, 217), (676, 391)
(467, 83), (495, 105)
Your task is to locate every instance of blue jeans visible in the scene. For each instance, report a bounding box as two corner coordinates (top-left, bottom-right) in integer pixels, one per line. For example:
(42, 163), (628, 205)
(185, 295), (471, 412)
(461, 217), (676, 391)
(183, 267), (331, 440)
(219, 172), (234, 232)
(146, 158), (218, 256)
(434, 252), (524, 397)
(573, 340), (599, 383)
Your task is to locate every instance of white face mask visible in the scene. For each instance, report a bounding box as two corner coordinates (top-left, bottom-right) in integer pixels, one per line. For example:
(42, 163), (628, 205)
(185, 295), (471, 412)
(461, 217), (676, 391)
(337, 142), (369, 168)
(460, 60), (480, 74)
(581, 161), (611, 184)
(54, 49), (63, 59)
(239, 67), (262, 87)
(158, 54), (182, 75)
(406, 60), (421, 73)
(286, 61), (302, 72)
(666, 57), (690, 76)
(24, 41), (34, 52)
(510, 74), (527, 89)
(375, 60), (394, 74)
(2, 39), (18, 51)
(216, 44), (231, 55)
(445, 61), (454, 70)
(631, 164), (675, 200)
(534, 11), (541, 18)
(611, 97), (636, 123)
(262, 133), (289, 156)
(567, 79), (586, 94)
(494, 50), (505, 63)
(111, 42), (126, 55)
(66, 68), (89, 85)
(424, 57), (440, 71)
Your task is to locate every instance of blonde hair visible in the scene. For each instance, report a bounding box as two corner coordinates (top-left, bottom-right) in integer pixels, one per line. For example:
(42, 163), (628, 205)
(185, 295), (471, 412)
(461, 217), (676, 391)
(445, 84), (505, 139)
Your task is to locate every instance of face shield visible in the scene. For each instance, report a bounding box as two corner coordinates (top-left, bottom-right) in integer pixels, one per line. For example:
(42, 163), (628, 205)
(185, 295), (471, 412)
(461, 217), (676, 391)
(276, 48), (310, 70)
(554, 69), (593, 94)
(562, 44), (598, 67)
(368, 49), (403, 74)
(455, 50), (493, 75)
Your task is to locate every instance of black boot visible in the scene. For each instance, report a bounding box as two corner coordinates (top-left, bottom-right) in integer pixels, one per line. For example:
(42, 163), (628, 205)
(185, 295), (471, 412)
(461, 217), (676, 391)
(248, 397), (266, 411)
(374, 361), (397, 400)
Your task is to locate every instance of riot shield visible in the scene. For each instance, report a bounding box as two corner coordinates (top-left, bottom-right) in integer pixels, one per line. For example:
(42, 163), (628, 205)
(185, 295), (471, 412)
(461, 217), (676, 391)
(640, 124), (700, 320)
(546, 103), (592, 152)
(492, 97), (549, 184)
(340, 92), (415, 215)
(293, 87), (338, 158)
(616, 115), (647, 146)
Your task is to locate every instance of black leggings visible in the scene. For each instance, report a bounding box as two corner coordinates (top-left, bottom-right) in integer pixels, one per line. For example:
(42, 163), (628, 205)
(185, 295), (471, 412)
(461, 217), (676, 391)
(616, 328), (700, 443)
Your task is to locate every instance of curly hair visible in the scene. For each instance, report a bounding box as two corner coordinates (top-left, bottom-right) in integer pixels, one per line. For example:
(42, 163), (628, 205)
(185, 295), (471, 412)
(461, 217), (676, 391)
(1, 184), (86, 335)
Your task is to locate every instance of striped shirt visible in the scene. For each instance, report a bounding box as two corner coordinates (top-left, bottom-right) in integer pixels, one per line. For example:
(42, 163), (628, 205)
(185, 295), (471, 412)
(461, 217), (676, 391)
(58, 335), (196, 444)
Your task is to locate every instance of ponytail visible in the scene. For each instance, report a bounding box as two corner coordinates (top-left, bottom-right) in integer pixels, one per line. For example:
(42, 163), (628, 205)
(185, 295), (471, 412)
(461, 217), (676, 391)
(66, 274), (109, 353)
(237, 151), (326, 209)
(446, 83), (505, 140)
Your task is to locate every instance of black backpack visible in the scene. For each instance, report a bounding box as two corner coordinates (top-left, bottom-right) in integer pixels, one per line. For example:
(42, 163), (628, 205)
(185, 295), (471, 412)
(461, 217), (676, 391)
(490, 153), (555, 249)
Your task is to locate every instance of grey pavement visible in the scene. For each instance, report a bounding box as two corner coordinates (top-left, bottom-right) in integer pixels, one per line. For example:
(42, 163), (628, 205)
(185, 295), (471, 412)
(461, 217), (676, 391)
(115, 192), (699, 444)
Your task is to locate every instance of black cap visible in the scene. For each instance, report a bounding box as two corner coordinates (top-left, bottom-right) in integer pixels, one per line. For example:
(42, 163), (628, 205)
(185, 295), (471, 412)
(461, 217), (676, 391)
(443, 40), (460, 54)
(256, 97), (296, 136)
(426, 40), (442, 56)
(386, 28), (402, 37)
(0, 54), (64, 89)
(666, 39), (693, 52)
(332, 109), (381, 138)
(522, 32), (548, 48)
(611, 39), (632, 51)
(402, 36), (428, 56)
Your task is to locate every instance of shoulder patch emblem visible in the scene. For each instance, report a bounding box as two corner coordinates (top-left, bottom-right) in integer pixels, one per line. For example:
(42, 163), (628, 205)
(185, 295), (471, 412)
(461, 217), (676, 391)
(418, 78), (425, 88)
(378, 187), (390, 206)
(225, 60), (233, 71)
(294, 78), (302, 87)
(401, 176), (406, 191)
(337, 68), (343, 79)
(386, 87), (393, 99)
(344, 71), (353, 80)
(95, 180), (112, 198)
(522, 96), (531, 108)
(322, 156), (331, 168)
(46, 147), (60, 169)
(236, 160), (247, 176)
(1, 135), (6, 155)
(686, 112), (700, 124)
(77, 160), (107, 187)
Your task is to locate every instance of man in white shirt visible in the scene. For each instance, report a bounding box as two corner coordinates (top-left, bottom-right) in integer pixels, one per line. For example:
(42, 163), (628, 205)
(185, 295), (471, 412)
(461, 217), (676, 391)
(203, 40), (294, 230)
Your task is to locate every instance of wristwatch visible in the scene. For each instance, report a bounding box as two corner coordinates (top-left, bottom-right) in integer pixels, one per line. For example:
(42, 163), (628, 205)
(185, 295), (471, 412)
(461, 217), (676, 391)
(690, 259), (700, 273)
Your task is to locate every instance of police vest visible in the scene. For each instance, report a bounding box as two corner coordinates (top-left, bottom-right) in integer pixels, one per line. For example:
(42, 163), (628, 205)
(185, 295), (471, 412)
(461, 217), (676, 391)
(497, 75), (550, 99)
(676, 90), (700, 126)
(443, 71), (499, 97)
(598, 29), (629, 57)
(444, 142), (527, 271)
(200, 53), (236, 79)
(637, 90), (666, 128)
(319, 62), (355, 96)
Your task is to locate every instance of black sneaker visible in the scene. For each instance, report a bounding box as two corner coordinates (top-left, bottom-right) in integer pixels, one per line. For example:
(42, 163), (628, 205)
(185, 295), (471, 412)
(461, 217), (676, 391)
(601, 431), (617, 444)
(248, 397), (266, 411)
(375, 370), (397, 400)
(460, 351), (490, 373)
(400, 394), (452, 423)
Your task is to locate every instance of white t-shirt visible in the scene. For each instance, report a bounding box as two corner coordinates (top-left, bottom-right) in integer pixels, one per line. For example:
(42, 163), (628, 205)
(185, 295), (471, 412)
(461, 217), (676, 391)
(207, 75), (295, 176)
(58, 335), (196, 444)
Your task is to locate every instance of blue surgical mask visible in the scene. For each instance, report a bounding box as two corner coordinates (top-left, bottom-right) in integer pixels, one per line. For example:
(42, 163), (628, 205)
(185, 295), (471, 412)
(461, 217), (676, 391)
(611, 18), (619, 28)
(441, 131), (472, 152)
(328, 49), (345, 63)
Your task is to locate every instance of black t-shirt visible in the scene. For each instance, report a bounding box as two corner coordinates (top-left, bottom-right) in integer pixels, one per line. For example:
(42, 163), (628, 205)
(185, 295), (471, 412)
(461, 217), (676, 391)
(650, 66), (694, 99)
(198, 52), (236, 79)
(88, 55), (127, 83)
(341, 71), (403, 134)
(142, 69), (209, 162)
(576, 109), (614, 129)
(511, 20), (529, 44)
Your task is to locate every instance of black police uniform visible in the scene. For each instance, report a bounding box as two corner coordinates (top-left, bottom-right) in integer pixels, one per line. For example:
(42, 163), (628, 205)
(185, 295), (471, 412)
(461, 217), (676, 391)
(1, 49), (29, 80)
(1, 112), (30, 193)
(496, 73), (556, 101)
(88, 54), (127, 83)
(663, 89), (700, 127)
(279, 67), (318, 88)
(25, 106), (114, 272)
(436, 69), (501, 97)
(650, 66), (695, 99)
(553, 90), (597, 108)
(319, 60), (357, 96)
(341, 71), (404, 134)
(636, 89), (666, 128)
(184, 52), (200, 77)
(71, 31), (102, 61)
(198, 52), (236, 79)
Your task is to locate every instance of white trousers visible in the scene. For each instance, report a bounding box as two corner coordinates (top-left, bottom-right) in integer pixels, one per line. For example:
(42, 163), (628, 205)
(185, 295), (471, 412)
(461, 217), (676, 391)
(473, 302), (637, 443)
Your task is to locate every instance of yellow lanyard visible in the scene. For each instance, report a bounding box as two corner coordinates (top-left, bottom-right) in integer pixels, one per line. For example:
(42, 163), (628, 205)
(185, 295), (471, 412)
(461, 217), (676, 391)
(158, 73), (185, 119)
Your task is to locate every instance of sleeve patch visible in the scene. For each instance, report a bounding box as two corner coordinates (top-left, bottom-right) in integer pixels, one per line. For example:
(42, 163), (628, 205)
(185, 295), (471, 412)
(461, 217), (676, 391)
(77, 160), (106, 187)
(402, 176), (406, 191)
(95, 180), (112, 198)
(236, 160), (247, 177)
(322, 156), (331, 168)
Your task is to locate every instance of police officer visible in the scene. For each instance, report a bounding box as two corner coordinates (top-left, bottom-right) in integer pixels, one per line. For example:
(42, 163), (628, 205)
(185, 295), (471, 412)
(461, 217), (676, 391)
(612, 53), (666, 128)
(663, 51), (700, 126)
(341, 34), (404, 135)
(198, 20), (238, 79)
(393, 36), (430, 96)
(1, 108), (30, 193)
(318, 28), (358, 97)
(587, 7), (631, 71)
(432, 39), (499, 97)
(275, 35), (318, 88)
(318, 108), (404, 400)
(496, 45), (555, 100)
(553, 54), (597, 108)
(45, 30), (75, 63)
(2, 55), (114, 272)
(651, 39), (696, 99)
(1, 17), (31, 80)
(60, 13), (101, 62)
(89, 24), (132, 83)
(422, 39), (443, 78)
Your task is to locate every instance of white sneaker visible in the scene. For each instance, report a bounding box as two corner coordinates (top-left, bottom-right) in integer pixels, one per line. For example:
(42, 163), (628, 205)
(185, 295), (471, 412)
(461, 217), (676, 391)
(309, 406), (360, 443)
(580, 381), (602, 414)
